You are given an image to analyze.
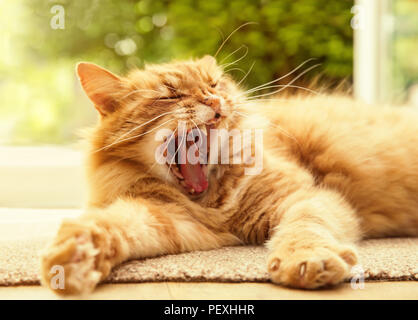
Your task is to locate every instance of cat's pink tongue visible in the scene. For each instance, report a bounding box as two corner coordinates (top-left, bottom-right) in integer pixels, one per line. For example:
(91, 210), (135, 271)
(180, 157), (208, 194)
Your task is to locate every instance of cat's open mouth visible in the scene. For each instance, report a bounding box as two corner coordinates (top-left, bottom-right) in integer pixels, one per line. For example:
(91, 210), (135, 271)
(166, 125), (213, 195)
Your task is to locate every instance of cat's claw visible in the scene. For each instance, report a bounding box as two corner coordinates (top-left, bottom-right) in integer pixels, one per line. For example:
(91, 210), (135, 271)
(268, 244), (358, 289)
(299, 262), (307, 277)
(268, 258), (281, 272)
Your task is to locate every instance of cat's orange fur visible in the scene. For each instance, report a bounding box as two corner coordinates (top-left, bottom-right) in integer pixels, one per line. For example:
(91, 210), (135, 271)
(41, 56), (418, 294)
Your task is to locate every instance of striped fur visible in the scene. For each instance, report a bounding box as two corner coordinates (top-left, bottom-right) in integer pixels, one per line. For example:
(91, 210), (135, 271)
(41, 57), (418, 294)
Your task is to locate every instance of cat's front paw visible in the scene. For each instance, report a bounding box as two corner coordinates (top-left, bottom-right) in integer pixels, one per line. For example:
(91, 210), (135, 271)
(40, 221), (109, 295)
(267, 243), (358, 289)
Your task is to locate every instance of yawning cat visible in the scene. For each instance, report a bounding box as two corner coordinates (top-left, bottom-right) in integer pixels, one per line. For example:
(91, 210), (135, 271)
(40, 56), (418, 294)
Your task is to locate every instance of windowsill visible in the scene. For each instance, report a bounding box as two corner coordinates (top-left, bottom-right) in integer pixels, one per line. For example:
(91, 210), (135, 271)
(0, 207), (82, 240)
(0, 146), (86, 208)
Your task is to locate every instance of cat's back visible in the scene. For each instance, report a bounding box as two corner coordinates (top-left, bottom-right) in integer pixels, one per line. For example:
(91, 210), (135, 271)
(253, 95), (418, 159)
(244, 95), (418, 237)
(259, 95), (418, 141)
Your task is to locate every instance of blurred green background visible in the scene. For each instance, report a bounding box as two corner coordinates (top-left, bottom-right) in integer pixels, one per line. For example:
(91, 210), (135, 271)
(0, 0), (416, 145)
(0, 0), (355, 145)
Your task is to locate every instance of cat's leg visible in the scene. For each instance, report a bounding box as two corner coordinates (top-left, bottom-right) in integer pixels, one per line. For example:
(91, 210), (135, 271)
(40, 198), (237, 295)
(267, 188), (361, 289)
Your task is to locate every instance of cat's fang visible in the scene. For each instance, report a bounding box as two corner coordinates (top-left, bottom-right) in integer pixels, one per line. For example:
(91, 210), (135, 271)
(172, 166), (184, 180)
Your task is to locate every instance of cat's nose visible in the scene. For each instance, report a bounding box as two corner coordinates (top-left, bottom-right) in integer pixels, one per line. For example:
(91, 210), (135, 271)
(203, 96), (222, 118)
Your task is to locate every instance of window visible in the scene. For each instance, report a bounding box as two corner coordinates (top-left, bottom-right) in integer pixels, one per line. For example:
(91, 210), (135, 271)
(354, 0), (418, 105)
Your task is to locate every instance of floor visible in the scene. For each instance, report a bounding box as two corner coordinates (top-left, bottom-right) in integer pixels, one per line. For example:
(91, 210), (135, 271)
(1, 209), (417, 300)
(0, 281), (417, 300)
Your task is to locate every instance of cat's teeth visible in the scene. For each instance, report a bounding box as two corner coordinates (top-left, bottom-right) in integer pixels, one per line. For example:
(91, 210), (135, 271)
(190, 188), (195, 194)
(172, 167), (184, 179)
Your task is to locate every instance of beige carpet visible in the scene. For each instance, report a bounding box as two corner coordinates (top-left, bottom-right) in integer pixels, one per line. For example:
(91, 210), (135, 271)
(0, 209), (417, 286)
(1, 236), (417, 286)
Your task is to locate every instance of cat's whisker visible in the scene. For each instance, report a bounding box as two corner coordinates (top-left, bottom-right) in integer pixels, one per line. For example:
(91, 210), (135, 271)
(232, 98), (294, 110)
(120, 118), (177, 145)
(214, 22), (258, 58)
(94, 118), (176, 153)
(236, 98), (296, 105)
(233, 110), (301, 148)
(220, 46), (249, 70)
(165, 128), (185, 182)
(190, 119), (203, 146)
(244, 84), (316, 101)
(165, 100), (191, 182)
(219, 45), (248, 65)
(224, 67), (247, 75)
(241, 64), (321, 100)
(245, 84), (319, 97)
(147, 126), (178, 175)
(237, 61), (256, 87)
(94, 110), (178, 154)
(238, 58), (318, 96)
(194, 116), (210, 125)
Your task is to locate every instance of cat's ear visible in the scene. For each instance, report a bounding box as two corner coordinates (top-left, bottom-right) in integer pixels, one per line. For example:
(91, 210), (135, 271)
(76, 62), (122, 116)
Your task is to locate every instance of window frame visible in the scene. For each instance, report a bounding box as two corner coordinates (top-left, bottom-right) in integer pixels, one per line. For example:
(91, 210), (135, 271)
(353, 0), (388, 104)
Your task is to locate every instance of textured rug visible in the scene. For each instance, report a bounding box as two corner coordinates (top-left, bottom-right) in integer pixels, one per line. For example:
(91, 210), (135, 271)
(1, 236), (417, 286)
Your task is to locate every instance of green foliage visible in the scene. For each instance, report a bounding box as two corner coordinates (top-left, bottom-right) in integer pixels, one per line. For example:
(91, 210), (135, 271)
(1, 0), (354, 144)
(391, 0), (418, 101)
(26, 0), (354, 86)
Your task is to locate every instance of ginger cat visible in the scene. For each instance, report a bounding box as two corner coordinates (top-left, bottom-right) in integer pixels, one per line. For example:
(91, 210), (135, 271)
(41, 56), (418, 294)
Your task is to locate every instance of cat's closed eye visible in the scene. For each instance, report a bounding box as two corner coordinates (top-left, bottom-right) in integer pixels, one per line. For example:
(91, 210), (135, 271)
(159, 95), (185, 100)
